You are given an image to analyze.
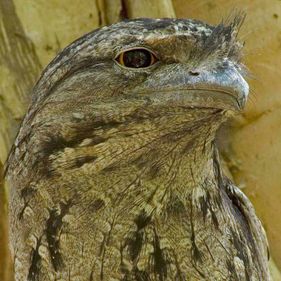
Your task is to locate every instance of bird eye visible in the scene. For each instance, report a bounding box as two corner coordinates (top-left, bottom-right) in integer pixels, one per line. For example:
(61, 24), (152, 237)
(115, 48), (158, 68)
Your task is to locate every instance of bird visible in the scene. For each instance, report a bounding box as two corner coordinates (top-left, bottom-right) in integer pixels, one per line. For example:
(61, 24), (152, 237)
(5, 17), (270, 281)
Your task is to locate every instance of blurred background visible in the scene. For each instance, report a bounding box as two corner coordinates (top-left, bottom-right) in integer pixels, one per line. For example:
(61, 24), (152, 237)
(0, 1), (280, 280)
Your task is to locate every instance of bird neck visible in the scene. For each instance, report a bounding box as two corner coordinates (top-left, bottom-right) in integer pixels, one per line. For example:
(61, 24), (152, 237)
(14, 106), (225, 214)
(97, 110), (224, 201)
(152, 129), (219, 197)
(106, 122), (222, 217)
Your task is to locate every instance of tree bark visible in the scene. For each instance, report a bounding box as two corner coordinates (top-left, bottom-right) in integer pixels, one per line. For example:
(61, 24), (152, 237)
(0, 1), (280, 280)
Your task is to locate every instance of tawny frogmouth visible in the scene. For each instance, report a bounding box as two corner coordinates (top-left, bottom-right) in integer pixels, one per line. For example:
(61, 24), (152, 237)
(6, 17), (270, 281)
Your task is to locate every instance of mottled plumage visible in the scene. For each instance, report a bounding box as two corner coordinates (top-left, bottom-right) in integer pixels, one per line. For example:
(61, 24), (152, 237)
(6, 17), (270, 281)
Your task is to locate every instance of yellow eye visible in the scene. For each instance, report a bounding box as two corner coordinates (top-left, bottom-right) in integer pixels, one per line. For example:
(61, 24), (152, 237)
(115, 48), (158, 68)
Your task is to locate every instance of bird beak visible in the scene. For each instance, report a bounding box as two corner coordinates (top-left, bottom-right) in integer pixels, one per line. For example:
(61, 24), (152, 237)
(129, 62), (249, 111)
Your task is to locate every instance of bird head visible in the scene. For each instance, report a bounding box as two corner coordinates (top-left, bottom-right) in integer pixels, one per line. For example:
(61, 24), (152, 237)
(8, 17), (249, 177)
(29, 17), (248, 129)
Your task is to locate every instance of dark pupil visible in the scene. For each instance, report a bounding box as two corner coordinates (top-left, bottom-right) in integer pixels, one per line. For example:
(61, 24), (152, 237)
(123, 49), (151, 68)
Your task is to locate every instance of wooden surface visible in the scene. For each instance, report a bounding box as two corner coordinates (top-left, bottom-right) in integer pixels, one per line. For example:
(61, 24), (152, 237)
(0, 1), (280, 280)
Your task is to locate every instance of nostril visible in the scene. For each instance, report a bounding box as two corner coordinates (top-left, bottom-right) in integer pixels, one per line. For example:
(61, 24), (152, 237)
(189, 71), (200, 76)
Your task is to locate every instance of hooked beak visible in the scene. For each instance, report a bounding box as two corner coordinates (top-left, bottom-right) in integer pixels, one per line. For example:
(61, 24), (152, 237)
(129, 62), (249, 111)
